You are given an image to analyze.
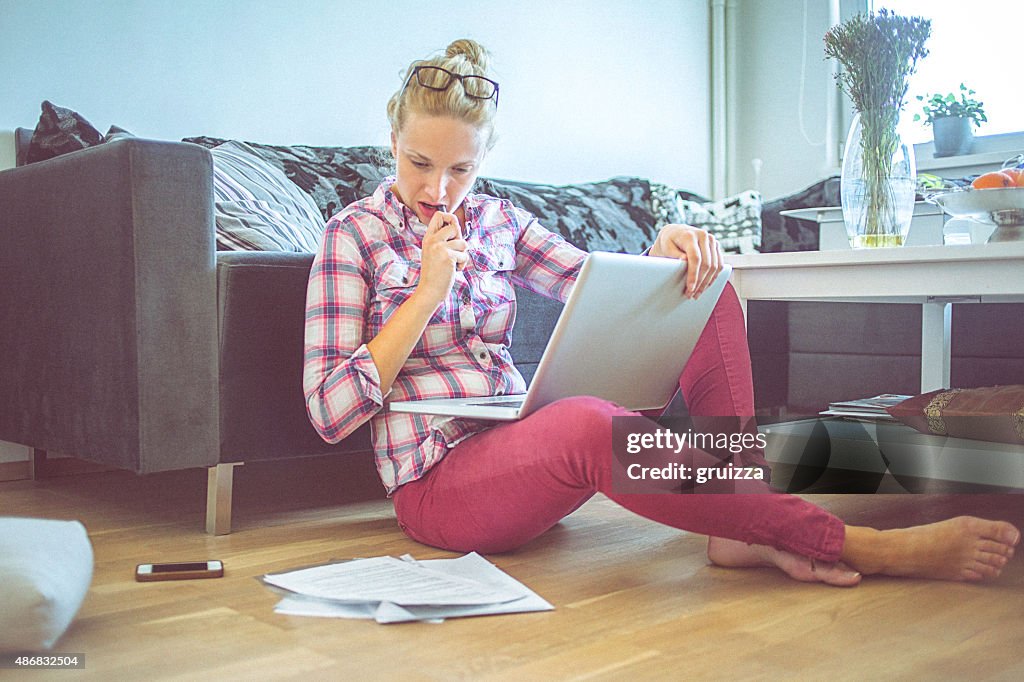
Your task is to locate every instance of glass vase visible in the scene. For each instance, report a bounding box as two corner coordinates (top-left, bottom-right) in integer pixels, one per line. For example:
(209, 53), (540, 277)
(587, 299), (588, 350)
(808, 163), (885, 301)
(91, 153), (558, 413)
(840, 112), (917, 248)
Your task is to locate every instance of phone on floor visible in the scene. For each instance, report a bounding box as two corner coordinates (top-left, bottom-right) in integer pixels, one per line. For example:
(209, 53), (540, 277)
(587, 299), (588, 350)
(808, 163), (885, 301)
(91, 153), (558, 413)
(135, 560), (224, 582)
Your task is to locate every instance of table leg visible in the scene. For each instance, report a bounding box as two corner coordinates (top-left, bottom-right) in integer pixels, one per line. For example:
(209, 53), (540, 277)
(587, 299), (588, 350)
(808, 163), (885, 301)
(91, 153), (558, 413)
(920, 301), (951, 392)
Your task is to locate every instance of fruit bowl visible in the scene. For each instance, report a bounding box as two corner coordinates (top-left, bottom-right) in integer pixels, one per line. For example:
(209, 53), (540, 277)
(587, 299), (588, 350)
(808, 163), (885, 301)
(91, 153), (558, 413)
(928, 187), (1024, 243)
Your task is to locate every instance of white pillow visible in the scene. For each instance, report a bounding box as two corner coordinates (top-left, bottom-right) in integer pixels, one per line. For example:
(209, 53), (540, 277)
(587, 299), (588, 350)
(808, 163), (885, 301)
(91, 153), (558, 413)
(214, 200), (319, 252)
(0, 518), (93, 652)
(210, 141), (326, 252)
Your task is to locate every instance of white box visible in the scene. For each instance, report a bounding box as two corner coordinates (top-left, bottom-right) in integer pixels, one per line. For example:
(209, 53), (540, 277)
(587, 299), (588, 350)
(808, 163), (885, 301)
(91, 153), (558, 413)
(781, 202), (948, 250)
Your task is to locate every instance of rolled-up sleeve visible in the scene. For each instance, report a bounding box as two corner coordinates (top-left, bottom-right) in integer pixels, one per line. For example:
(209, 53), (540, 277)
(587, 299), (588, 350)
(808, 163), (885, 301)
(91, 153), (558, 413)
(303, 217), (383, 443)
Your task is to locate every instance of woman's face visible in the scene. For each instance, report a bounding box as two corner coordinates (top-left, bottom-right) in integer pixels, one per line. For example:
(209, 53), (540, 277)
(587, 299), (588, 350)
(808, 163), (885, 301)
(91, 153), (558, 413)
(390, 114), (488, 226)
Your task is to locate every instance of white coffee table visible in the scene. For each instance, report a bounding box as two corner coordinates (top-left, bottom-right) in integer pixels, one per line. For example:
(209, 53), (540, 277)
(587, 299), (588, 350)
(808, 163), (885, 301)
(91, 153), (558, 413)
(725, 242), (1024, 392)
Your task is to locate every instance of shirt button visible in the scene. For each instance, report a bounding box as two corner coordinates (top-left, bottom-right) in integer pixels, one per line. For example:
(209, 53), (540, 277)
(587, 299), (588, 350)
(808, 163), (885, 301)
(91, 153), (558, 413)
(462, 293), (471, 305)
(478, 351), (487, 360)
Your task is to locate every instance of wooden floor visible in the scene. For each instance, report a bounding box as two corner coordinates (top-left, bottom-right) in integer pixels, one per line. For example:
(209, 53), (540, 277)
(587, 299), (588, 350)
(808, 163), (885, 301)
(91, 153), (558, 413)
(3, 455), (1024, 681)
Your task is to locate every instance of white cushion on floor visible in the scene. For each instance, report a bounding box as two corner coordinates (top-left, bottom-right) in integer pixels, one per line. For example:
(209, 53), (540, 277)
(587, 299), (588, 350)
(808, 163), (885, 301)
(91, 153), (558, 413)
(0, 517), (93, 652)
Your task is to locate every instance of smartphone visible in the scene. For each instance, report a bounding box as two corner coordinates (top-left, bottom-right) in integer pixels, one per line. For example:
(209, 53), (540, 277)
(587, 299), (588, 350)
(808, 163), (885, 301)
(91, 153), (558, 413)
(135, 560), (224, 582)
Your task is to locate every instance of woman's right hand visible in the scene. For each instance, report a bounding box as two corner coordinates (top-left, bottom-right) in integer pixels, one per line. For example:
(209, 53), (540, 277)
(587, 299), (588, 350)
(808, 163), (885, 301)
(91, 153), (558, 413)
(367, 211), (468, 394)
(415, 210), (469, 309)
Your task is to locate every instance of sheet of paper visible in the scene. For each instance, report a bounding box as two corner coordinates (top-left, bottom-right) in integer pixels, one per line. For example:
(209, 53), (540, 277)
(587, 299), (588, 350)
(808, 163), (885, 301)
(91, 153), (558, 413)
(264, 553), (524, 606)
(269, 553), (553, 623)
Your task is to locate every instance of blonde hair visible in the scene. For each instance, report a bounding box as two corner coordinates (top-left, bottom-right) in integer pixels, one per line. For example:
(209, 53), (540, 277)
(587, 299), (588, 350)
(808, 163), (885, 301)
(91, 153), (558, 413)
(387, 39), (498, 150)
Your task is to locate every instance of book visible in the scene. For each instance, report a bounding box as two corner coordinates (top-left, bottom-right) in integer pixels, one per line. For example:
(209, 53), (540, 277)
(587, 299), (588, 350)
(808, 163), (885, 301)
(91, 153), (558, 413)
(819, 393), (913, 421)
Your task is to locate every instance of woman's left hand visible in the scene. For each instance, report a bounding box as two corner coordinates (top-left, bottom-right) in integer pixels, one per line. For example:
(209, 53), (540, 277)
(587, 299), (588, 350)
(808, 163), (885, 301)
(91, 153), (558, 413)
(648, 224), (723, 298)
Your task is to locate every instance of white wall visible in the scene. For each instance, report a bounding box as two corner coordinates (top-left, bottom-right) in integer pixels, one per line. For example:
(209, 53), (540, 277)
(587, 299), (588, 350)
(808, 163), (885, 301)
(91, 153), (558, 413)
(0, 0), (710, 191)
(732, 0), (862, 200)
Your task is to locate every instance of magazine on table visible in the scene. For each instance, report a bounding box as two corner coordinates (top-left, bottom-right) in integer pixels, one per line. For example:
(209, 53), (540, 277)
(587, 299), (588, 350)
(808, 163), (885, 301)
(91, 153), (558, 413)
(819, 394), (912, 421)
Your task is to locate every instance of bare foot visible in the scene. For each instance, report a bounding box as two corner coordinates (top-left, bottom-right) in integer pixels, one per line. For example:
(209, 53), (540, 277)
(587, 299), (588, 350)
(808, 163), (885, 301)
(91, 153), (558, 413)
(843, 516), (1020, 582)
(707, 537), (862, 587)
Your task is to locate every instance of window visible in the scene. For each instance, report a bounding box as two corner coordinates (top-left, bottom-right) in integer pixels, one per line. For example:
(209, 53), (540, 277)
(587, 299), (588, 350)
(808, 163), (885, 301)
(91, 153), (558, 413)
(875, 0), (1022, 145)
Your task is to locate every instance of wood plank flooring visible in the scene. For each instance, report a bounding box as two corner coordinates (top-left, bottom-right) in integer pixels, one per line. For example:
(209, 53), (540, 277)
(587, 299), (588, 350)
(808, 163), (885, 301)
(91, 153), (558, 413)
(2, 455), (1023, 681)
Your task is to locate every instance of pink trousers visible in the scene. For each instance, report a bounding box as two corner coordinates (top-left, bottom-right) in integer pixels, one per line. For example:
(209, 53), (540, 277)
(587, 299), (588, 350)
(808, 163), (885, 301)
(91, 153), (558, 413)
(393, 283), (846, 562)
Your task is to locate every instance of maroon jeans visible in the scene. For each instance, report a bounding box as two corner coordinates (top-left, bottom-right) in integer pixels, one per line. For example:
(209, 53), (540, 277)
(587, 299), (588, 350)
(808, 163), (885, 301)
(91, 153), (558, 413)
(393, 283), (845, 562)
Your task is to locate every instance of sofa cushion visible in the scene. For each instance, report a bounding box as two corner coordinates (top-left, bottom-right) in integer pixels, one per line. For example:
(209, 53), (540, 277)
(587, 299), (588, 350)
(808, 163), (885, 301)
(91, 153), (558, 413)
(213, 200), (321, 252)
(184, 136), (390, 221)
(0, 518), (94, 652)
(475, 176), (658, 253)
(760, 177), (841, 253)
(183, 135), (671, 251)
(677, 189), (763, 254)
(185, 136), (662, 254)
(209, 141), (326, 252)
(26, 100), (133, 164)
(650, 182), (688, 228)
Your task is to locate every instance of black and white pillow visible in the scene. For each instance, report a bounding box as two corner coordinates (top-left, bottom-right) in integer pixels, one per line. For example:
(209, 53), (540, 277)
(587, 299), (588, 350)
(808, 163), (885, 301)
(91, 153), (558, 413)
(209, 141), (326, 252)
(676, 190), (762, 254)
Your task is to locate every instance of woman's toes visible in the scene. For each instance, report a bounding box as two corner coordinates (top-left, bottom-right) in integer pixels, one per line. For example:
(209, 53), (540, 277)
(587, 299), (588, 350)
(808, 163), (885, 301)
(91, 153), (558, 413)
(987, 520), (1020, 547)
(813, 561), (862, 587)
(962, 568), (985, 582)
(979, 552), (1009, 569)
(978, 539), (1013, 558)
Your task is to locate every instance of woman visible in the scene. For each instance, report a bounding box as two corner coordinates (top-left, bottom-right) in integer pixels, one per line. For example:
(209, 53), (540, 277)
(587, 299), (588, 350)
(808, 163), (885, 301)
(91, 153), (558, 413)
(304, 39), (1018, 585)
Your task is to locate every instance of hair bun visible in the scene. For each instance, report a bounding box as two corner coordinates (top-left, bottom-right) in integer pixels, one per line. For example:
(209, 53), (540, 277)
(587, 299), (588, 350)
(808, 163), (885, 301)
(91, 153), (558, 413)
(446, 38), (490, 71)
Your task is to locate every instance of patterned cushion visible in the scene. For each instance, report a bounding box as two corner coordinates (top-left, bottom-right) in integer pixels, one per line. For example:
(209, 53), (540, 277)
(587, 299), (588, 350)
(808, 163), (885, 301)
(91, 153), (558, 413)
(209, 141), (326, 252)
(759, 177), (841, 253)
(185, 136), (390, 221)
(26, 100), (133, 164)
(185, 137), (666, 253)
(677, 190), (763, 254)
(475, 176), (659, 253)
(650, 182), (687, 230)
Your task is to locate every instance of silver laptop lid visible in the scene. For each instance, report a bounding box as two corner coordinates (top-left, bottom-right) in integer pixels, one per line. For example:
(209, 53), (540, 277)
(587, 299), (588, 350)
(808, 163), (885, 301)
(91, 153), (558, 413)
(519, 251), (732, 415)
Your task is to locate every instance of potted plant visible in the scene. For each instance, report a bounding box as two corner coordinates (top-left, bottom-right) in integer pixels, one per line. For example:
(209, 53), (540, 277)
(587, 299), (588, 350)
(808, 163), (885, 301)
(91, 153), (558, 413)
(914, 84), (987, 157)
(824, 9), (931, 248)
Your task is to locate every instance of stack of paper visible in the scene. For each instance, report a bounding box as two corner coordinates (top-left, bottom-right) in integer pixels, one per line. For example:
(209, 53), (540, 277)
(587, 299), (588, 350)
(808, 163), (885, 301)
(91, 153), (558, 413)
(820, 393), (912, 421)
(263, 552), (552, 624)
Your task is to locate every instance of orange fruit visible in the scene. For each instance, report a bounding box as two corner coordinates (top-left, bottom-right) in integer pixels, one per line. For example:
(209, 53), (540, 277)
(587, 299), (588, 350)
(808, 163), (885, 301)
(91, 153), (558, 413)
(1001, 168), (1024, 187)
(972, 171), (1015, 189)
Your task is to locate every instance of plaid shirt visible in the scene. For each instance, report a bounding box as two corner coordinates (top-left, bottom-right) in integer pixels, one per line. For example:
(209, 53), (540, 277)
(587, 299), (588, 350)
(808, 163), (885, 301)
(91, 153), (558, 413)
(304, 178), (586, 493)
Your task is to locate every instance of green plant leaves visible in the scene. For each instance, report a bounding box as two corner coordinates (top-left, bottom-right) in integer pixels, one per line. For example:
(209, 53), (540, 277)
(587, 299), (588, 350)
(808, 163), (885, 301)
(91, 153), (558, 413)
(915, 82), (987, 127)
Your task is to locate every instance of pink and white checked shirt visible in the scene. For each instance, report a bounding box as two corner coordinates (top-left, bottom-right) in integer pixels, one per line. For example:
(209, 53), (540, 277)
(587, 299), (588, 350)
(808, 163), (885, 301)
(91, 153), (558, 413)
(303, 178), (586, 493)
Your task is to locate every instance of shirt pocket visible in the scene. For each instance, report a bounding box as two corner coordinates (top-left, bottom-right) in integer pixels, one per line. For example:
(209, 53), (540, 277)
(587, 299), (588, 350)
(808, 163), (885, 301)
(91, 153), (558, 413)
(471, 243), (517, 305)
(373, 259), (420, 323)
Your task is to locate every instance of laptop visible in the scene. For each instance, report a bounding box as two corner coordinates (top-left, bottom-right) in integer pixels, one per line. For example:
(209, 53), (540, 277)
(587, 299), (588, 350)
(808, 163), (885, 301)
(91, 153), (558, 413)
(388, 251), (733, 421)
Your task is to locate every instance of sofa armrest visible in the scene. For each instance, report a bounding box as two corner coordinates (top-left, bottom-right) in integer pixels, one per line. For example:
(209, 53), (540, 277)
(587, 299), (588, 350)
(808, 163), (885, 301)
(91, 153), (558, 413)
(0, 138), (220, 473)
(216, 252), (371, 461)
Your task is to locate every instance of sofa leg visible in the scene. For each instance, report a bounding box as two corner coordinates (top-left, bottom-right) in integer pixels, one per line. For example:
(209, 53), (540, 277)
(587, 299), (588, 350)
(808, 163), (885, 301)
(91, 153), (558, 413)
(206, 463), (243, 535)
(30, 449), (47, 480)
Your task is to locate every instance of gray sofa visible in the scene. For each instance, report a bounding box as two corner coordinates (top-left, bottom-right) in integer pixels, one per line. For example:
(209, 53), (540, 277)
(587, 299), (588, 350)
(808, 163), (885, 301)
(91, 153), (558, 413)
(1, 133), (375, 533)
(0, 130), (648, 534)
